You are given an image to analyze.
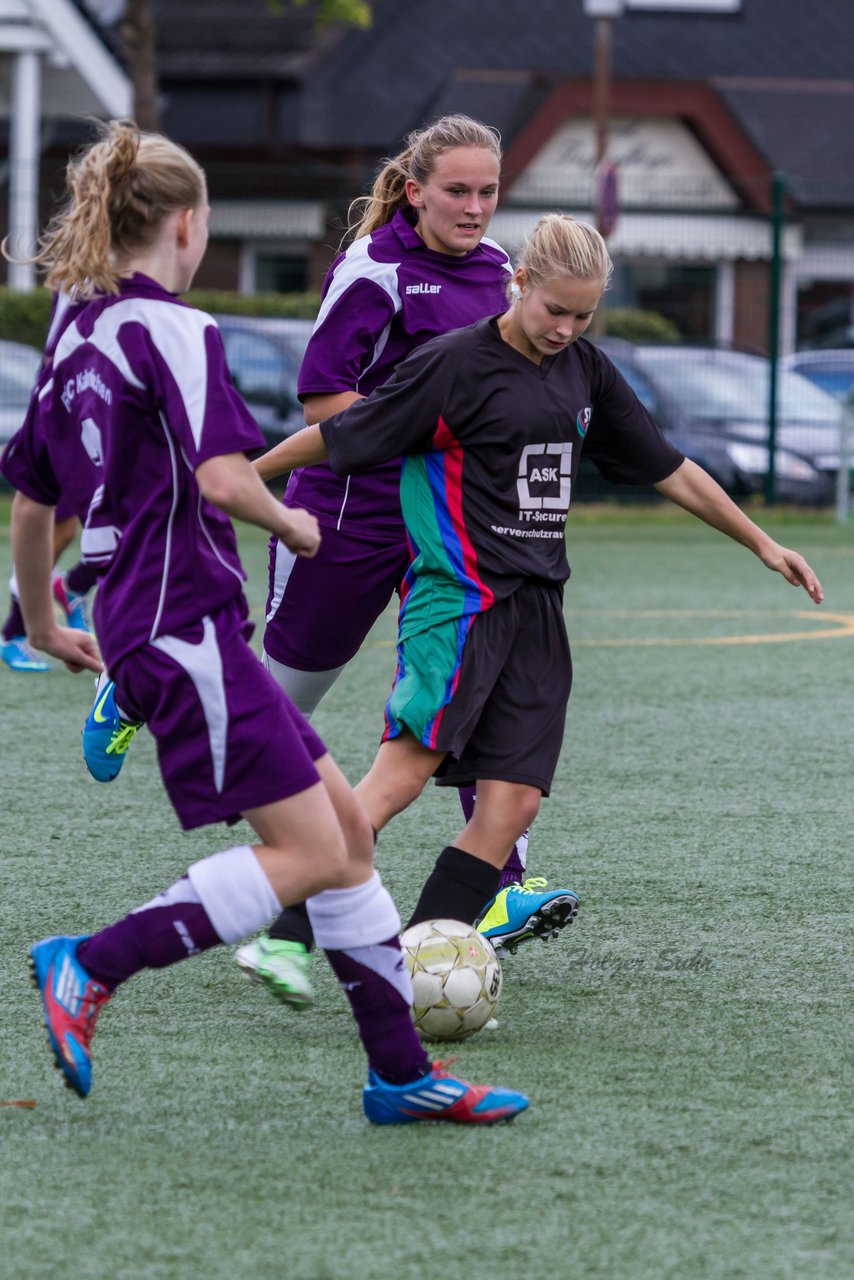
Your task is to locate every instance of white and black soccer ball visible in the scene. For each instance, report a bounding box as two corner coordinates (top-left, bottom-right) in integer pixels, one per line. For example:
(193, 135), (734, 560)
(400, 918), (502, 1042)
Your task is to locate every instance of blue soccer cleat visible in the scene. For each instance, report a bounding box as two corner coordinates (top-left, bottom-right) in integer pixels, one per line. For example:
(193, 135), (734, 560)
(363, 1059), (529, 1125)
(29, 935), (111, 1098)
(82, 678), (142, 782)
(1, 635), (51, 672)
(477, 876), (579, 955)
(53, 574), (91, 632)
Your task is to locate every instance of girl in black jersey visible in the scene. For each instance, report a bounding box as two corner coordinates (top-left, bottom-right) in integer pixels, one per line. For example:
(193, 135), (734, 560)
(257, 213), (824, 955)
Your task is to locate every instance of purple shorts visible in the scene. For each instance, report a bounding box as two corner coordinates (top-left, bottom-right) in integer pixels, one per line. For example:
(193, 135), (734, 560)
(263, 524), (411, 672)
(112, 600), (327, 830)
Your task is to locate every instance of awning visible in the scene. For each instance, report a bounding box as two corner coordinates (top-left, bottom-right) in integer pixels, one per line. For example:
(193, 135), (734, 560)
(489, 210), (803, 262)
(209, 200), (325, 240)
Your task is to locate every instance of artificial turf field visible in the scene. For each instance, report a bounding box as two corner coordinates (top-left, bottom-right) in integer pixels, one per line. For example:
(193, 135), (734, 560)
(1, 498), (851, 1280)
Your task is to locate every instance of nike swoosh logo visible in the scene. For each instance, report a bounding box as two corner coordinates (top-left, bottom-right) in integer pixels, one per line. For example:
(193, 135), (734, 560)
(92, 685), (114, 724)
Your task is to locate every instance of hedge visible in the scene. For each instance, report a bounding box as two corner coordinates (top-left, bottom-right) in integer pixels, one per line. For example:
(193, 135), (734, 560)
(0, 286), (679, 350)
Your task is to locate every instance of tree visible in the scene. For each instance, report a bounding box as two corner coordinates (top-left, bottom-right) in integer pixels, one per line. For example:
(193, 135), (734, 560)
(118, 0), (373, 132)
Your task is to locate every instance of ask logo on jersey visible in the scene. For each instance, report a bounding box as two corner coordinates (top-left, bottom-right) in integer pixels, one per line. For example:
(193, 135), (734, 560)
(516, 442), (573, 523)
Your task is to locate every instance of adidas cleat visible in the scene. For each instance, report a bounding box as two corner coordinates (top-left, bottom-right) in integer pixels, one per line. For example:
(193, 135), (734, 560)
(477, 876), (579, 955)
(52, 575), (91, 632)
(29, 935), (110, 1098)
(82, 678), (142, 782)
(235, 937), (314, 1010)
(364, 1059), (528, 1125)
(1, 635), (51, 672)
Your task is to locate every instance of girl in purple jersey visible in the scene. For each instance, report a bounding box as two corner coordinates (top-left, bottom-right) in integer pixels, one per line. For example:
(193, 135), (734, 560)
(238, 117), (571, 1003)
(8, 120), (527, 1124)
(254, 213), (824, 958)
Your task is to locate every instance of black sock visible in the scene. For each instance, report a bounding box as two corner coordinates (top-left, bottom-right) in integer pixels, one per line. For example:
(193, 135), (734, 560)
(406, 846), (501, 929)
(267, 901), (314, 950)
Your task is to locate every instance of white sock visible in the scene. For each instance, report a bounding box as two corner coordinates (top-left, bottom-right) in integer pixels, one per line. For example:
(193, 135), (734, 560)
(307, 872), (400, 950)
(187, 845), (280, 943)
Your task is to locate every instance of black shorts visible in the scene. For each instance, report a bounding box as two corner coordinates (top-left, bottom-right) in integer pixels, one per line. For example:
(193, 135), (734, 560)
(385, 581), (572, 796)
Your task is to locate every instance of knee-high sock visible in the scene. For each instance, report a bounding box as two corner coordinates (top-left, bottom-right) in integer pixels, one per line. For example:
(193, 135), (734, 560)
(406, 846), (501, 930)
(457, 786), (528, 888)
(65, 560), (99, 596)
(307, 873), (428, 1084)
(78, 846), (280, 990)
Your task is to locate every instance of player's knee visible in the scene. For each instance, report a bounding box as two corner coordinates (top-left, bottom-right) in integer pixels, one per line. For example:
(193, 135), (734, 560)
(517, 789), (541, 833)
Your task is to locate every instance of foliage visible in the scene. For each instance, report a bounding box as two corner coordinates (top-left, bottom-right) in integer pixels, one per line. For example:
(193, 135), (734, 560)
(603, 307), (682, 343)
(0, 288), (53, 349)
(184, 290), (322, 319)
(0, 288), (324, 350)
(267, 0), (372, 25)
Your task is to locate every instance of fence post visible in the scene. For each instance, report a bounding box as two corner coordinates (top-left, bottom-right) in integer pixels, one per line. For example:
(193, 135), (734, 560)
(765, 173), (786, 505)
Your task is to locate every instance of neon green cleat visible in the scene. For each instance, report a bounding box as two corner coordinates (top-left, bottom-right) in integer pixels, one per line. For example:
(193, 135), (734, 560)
(234, 937), (314, 1010)
(477, 876), (579, 955)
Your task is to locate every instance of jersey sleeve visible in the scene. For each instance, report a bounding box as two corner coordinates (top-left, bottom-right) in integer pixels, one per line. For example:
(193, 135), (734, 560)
(0, 389), (61, 507)
(581, 347), (685, 485)
(318, 338), (459, 475)
(144, 309), (265, 466)
(297, 272), (397, 399)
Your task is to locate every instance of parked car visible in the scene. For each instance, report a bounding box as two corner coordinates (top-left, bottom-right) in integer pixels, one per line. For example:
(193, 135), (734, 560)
(593, 340), (842, 505)
(779, 349), (854, 404)
(213, 314), (315, 446)
(0, 338), (42, 444)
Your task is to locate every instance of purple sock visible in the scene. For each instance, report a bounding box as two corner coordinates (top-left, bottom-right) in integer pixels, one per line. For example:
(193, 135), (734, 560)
(2, 597), (25, 642)
(78, 876), (221, 990)
(324, 939), (429, 1084)
(500, 844), (527, 890)
(458, 785), (477, 823)
(65, 561), (99, 596)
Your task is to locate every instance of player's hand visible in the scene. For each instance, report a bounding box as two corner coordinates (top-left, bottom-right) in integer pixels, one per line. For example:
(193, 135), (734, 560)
(279, 507), (321, 558)
(32, 625), (104, 674)
(760, 543), (824, 604)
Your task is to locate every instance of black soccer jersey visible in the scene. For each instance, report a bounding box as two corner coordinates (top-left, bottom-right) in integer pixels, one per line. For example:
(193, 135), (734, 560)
(320, 316), (683, 639)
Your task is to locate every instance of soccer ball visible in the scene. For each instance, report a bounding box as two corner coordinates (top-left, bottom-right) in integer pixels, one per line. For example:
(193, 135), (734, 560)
(400, 918), (502, 1042)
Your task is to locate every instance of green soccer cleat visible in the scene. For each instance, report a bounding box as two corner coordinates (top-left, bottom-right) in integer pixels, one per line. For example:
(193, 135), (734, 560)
(477, 876), (579, 955)
(234, 937), (314, 1010)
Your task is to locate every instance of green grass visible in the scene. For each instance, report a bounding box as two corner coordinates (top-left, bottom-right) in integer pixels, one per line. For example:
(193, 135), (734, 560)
(1, 498), (852, 1280)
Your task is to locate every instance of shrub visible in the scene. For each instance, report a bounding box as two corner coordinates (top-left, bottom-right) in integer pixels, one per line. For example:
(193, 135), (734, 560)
(603, 308), (681, 344)
(0, 287), (323, 349)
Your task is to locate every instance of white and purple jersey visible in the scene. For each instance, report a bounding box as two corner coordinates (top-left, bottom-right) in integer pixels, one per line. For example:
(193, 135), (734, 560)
(287, 208), (511, 537)
(0, 292), (93, 524)
(1, 273), (265, 669)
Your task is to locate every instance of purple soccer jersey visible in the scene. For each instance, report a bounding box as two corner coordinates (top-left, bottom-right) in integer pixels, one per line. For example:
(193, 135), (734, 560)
(1, 292), (97, 525)
(4, 273), (265, 670)
(287, 208), (511, 537)
(263, 209), (511, 670)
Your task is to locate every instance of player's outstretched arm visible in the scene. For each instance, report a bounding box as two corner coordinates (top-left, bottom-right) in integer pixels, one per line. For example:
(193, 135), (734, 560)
(654, 458), (824, 604)
(11, 491), (104, 672)
(253, 423), (331, 482)
(196, 451), (321, 558)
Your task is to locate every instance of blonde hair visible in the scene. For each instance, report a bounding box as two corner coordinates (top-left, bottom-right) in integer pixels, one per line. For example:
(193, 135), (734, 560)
(11, 119), (206, 298)
(516, 214), (613, 292)
(344, 114), (502, 244)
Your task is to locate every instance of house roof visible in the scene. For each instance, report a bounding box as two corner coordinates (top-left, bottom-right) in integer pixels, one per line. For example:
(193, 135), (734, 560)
(93, 0), (854, 206)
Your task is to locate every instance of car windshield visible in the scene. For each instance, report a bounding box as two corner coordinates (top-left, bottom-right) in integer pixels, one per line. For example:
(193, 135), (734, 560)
(793, 367), (854, 402)
(637, 350), (841, 424)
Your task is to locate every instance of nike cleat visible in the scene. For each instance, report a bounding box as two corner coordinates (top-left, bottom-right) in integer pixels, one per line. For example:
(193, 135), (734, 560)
(29, 935), (110, 1098)
(53, 575), (91, 632)
(1, 635), (51, 673)
(364, 1058), (529, 1125)
(235, 937), (314, 1010)
(82, 678), (142, 782)
(477, 876), (579, 955)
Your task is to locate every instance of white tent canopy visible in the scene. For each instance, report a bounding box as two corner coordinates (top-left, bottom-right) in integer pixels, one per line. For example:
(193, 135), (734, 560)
(0, 0), (131, 288)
